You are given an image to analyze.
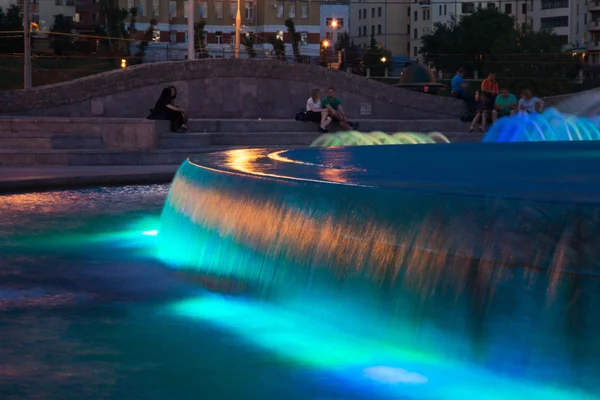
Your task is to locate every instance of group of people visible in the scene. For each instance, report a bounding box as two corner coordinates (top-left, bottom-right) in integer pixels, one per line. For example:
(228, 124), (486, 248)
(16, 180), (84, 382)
(305, 87), (359, 133)
(451, 68), (544, 132)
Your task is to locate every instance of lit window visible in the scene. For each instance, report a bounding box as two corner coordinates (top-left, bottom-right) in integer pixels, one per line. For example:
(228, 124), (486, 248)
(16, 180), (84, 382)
(230, 2), (237, 19)
(300, 31), (308, 45)
(199, 2), (207, 18)
(245, 3), (254, 20)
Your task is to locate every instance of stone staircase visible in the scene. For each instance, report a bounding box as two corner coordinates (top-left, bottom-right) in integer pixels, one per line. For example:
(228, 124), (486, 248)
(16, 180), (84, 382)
(0, 117), (482, 166)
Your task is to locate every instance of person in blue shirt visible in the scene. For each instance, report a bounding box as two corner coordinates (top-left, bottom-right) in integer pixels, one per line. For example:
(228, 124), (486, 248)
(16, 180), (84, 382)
(451, 67), (474, 109)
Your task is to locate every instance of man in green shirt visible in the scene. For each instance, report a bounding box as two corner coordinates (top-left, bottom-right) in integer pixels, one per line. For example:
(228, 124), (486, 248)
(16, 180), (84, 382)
(492, 87), (517, 123)
(321, 87), (355, 132)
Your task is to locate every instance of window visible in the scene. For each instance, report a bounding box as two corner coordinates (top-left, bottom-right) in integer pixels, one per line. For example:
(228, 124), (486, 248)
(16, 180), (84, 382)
(153, 0), (159, 15)
(170, 31), (176, 44)
(199, 2), (207, 18)
(487, 2), (496, 10)
(363, 8), (367, 18)
(215, 31), (222, 44)
(407, 6), (410, 16)
(326, 18), (343, 27)
(371, 7), (374, 17)
(413, 10), (417, 21)
(423, 27), (428, 35)
(54, 0), (62, 4)
(413, 28), (417, 39)
(184, 1), (188, 18)
(300, 2), (307, 18)
(245, 2), (254, 20)
(577, 21), (579, 33)
(74, 13), (80, 22)
(300, 32), (308, 45)
(504, 3), (512, 13)
(358, 9), (361, 19)
(139, 0), (146, 15)
(288, 3), (295, 18)
(444, 4), (447, 14)
(66, 16), (73, 23)
(377, 24), (381, 34)
(584, 32), (588, 43)
(363, 26), (367, 36)
(230, 31), (236, 45)
(461, 2), (475, 13)
(406, 42), (410, 54)
(215, 1), (223, 18)
(439, 5), (442, 14)
(276, 4), (283, 18)
(325, 32), (332, 40)
(540, 16), (568, 28)
(423, 9), (426, 19)
(585, 13), (588, 24)
(371, 25), (375, 36)
(413, 46), (417, 57)
(169, 0), (177, 17)
(521, 3), (526, 13)
(337, 32), (344, 42)
(66, 0), (74, 5)
(406, 25), (410, 34)
(541, 0), (569, 9)
(378, 7), (381, 17)
(230, 2), (237, 19)
(92, 13), (97, 21)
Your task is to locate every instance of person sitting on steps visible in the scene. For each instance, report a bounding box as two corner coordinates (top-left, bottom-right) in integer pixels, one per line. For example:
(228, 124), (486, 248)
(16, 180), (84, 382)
(321, 87), (359, 132)
(306, 88), (332, 132)
(151, 86), (188, 133)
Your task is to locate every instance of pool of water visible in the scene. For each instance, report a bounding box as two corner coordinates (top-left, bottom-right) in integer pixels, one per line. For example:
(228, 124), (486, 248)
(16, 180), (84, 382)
(1, 185), (599, 400)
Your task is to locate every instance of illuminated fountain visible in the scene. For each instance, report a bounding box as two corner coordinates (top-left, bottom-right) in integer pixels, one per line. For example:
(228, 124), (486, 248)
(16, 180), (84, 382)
(311, 131), (450, 146)
(158, 144), (600, 400)
(484, 108), (600, 142)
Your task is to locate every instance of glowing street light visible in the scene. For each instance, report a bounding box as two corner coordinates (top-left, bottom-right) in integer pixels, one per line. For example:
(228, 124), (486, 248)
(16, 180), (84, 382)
(380, 56), (387, 62)
(121, 59), (127, 68)
(322, 39), (330, 48)
(330, 19), (338, 28)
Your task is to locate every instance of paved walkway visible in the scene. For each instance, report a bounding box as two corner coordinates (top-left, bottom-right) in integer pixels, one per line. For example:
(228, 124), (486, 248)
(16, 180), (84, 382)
(0, 165), (179, 192)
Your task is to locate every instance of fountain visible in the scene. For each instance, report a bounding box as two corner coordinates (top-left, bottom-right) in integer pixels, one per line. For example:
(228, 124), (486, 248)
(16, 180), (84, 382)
(484, 108), (600, 142)
(311, 131), (450, 146)
(158, 142), (600, 399)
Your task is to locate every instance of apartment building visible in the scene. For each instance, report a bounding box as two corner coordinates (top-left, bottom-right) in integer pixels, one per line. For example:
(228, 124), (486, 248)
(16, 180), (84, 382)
(2, 0), (75, 30)
(348, 0), (410, 57)
(531, 0), (586, 53)
(120, 0), (323, 59)
(589, 0), (600, 63)
(409, 0), (529, 60)
(320, 2), (349, 51)
(74, 0), (102, 32)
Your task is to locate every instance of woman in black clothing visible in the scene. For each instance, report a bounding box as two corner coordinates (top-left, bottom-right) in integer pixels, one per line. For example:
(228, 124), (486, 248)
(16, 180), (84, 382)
(153, 86), (188, 132)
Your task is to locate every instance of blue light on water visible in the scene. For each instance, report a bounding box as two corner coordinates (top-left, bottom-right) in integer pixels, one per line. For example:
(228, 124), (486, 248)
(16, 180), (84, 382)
(483, 108), (600, 142)
(142, 230), (159, 236)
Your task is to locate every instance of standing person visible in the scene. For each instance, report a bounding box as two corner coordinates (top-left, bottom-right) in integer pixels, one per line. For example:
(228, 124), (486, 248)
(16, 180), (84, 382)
(480, 72), (499, 97)
(321, 87), (359, 131)
(152, 86), (188, 132)
(451, 67), (474, 109)
(469, 92), (494, 132)
(518, 89), (544, 114)
(492, 87), (517, 122)
(306, 88), (332, 133)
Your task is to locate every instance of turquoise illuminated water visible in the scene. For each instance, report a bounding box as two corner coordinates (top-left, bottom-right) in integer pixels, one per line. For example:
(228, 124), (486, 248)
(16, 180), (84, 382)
(1, 175), (599, 399)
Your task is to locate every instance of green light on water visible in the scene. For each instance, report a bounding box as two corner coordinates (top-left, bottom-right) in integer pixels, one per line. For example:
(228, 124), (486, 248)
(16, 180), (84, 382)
(169, 294), (597, 400)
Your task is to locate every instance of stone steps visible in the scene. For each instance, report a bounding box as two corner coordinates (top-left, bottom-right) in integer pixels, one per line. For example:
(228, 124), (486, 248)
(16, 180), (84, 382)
(0, 132), (104, 150)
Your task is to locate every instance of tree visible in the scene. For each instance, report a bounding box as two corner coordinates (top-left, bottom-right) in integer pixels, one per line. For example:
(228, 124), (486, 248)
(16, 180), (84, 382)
(362, 35), (392, 77)
(336, 33), (364, 75)
(420, 8), (579, 95)
(284, 18), (301, 63)
(194, 20), (208, 58)
(242, 34), (256, 58)
(99, 2), (131, 55)
(51, 14), (74, 55)
(268, 36), (286, 61)
(0, 5), (24, 54)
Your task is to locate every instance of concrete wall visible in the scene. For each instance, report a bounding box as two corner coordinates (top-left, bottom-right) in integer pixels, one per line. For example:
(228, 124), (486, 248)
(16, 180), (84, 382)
(0, 59), (465, 119)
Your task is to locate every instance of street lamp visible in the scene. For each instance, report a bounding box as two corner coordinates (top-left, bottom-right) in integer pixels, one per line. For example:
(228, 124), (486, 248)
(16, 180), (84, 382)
(380, 57), (387, 63)
(322, 39), (330, 48)
(330, 19), (338, 29)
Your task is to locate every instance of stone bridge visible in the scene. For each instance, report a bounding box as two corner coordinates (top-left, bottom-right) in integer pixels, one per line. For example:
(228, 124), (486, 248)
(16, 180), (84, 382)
(0, 59), (465, 120)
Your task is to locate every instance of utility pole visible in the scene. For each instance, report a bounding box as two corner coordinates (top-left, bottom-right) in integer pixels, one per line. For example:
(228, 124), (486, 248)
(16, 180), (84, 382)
(234, 0), (241, 58)
(187, 0), (195, 60)
(23, 0), (32, 89)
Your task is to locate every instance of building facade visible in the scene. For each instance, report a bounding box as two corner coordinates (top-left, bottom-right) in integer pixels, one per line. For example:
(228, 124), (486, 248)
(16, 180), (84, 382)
(531, 0), (586, 53)
(348, 0), (410, 57)
(120, 0), (323, 59)
(3, 0), (75, 30)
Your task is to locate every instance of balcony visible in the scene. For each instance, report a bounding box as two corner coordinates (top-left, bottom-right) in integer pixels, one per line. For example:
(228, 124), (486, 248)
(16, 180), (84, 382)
(587, 41), (600, 51)
(589, 20), (600, 31)
(589, 0), (600, 11)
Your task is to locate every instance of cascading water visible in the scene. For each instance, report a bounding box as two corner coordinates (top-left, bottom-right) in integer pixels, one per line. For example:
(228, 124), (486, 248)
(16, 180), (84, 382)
(157, 145), (600, 400)
(483, 108), (600, 142)
(311, 131), (450, 146)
